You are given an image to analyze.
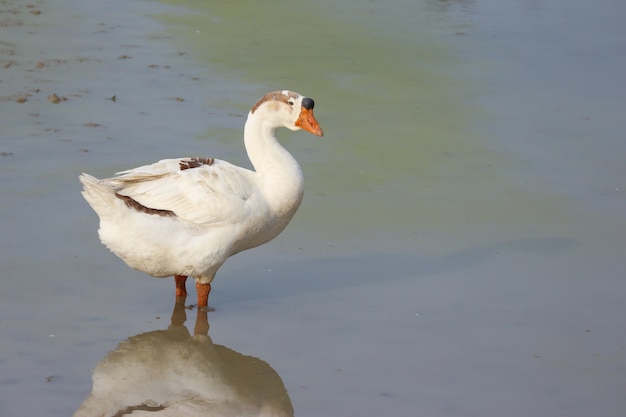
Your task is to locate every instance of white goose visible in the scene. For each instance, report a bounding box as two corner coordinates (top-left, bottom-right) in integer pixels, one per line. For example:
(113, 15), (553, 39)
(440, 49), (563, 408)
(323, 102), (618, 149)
(80, 90), (323, 308)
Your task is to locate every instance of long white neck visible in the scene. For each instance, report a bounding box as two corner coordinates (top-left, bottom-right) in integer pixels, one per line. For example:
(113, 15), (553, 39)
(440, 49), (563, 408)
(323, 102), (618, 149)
(243, 112), (304, 216)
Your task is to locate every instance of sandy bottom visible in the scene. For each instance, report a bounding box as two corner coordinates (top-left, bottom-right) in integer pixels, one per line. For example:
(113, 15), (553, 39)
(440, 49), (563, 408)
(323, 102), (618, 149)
(1, 0), (625, 416)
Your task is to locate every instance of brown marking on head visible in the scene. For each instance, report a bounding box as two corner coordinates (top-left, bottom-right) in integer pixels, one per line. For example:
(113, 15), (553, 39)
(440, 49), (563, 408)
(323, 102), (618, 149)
(115, 193), (176, 217)
(179, 157), (215, 171)
(250, 90), (299, 114)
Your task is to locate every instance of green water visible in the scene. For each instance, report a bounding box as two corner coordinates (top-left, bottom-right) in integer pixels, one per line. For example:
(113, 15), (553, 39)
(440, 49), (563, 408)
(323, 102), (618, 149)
(155, 0), (576, 247)
(2, 1), (624, 415)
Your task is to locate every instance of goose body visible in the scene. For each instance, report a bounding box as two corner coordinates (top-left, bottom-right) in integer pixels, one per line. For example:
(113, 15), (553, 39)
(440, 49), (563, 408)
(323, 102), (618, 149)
(80, 90), (323, 307)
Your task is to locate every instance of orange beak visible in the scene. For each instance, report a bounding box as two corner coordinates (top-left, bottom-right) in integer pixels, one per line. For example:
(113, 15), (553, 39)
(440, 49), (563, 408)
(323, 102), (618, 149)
(295, 108), (324, 137)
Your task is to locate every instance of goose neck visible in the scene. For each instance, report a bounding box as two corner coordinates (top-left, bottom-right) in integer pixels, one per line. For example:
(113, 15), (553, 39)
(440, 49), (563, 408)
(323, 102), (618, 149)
(243, 113), (304, 203)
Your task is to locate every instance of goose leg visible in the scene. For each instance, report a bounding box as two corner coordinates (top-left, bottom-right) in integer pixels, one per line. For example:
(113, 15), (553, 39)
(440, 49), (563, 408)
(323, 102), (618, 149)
(196, 281), (211, 308)
(174, 275), (188, 297)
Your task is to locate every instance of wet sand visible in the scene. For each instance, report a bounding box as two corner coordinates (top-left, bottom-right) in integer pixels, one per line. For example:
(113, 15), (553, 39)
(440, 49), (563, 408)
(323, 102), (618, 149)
(1, 0), (625, 416)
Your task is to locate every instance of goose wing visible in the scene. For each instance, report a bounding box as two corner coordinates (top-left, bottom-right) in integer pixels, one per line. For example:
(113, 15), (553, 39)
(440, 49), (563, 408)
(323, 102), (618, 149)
(108, 158), (258, 226)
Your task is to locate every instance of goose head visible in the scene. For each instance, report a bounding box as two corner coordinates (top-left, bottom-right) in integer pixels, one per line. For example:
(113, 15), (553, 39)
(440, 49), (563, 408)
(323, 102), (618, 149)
(249, 90), (324, 137)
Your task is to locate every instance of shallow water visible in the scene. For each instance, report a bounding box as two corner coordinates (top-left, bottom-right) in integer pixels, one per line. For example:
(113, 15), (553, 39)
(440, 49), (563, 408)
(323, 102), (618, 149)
(1, 0), (625, 416)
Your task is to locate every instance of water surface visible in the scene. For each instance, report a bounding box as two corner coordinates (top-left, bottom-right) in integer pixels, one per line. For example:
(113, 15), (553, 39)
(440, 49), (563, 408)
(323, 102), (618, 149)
(1, 0), (625, 416)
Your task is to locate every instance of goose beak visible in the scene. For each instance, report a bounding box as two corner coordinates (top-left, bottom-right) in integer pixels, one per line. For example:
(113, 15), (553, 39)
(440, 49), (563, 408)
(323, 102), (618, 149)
(295, 108), (324, 137)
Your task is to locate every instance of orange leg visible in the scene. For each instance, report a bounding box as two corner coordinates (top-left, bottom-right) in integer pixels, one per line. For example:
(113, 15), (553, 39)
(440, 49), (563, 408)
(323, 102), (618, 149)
(196, 281), (211, 308)
(174, 275), (188, 297)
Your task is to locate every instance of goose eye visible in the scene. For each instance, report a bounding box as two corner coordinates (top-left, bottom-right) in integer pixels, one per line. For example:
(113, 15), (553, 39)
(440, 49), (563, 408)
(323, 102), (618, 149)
(287, 100), (295, 106)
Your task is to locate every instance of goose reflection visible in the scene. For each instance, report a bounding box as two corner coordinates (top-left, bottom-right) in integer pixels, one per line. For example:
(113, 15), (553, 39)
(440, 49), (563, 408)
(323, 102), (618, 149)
(74, 297), (294, 417)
